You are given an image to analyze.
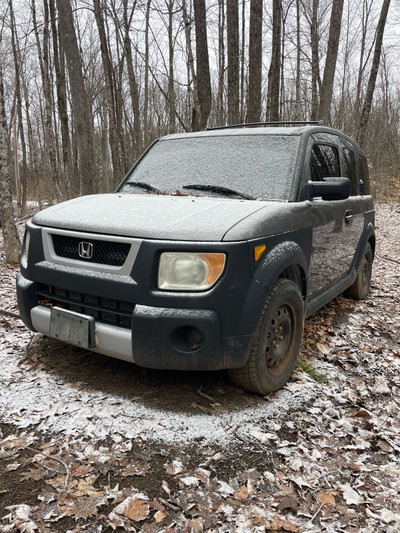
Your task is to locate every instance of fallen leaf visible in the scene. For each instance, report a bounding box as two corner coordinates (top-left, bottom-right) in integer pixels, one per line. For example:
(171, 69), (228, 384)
(234, 485), (249, 500)
(58, 495), (106, 520)
(340, 484), (363, 505)
(318, 491), (336, 507)
(111, 493), (149, 521)
(164, 459), (185, 476)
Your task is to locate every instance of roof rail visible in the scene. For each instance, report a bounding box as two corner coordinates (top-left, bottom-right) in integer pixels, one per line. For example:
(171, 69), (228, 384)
(205, 120), (326, 131)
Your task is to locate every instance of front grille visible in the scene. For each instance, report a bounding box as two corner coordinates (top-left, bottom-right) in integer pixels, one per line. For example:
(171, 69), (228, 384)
(51, 234), (131, 266)
(37, 285), (134, 328)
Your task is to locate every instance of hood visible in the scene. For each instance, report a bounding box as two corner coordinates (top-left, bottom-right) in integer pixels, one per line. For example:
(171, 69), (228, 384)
(32, 193), (275, 241)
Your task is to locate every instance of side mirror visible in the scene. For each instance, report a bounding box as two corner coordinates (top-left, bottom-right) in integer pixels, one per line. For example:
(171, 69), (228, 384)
(308, 177), (350, 201)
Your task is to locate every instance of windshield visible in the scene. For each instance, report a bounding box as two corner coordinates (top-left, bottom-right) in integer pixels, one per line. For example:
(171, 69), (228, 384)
(120, 134), (299, 201)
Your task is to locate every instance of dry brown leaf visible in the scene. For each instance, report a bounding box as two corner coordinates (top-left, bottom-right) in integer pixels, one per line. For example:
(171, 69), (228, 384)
(234, 485), (249, 500)
(154, 509), (167, 523)
(318, 491), (336, 507)
(114, 493), (150, 521)
(268, 517), (299, 532)
(185, 517), (204, 532)
(58, 495), (106, 520)
(68, 475), (105, 497)
(19, 467), (48, 482)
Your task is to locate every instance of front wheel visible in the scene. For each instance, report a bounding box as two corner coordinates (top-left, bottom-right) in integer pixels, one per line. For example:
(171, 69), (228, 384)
(229, 278), (304, 395)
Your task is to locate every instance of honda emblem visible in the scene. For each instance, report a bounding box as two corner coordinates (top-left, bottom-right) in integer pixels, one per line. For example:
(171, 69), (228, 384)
(78, 241), (94, 259)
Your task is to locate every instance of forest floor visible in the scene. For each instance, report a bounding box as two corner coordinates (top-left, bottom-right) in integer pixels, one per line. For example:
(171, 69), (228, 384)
(0, 202), (399, 533)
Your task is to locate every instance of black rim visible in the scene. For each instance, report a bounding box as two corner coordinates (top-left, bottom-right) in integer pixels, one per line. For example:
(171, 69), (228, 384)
(265, 303), (296, 376)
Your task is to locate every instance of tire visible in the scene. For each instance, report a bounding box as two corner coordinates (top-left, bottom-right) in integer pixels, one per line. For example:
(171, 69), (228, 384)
(229, 278), (304, 395)
(344, 243), (373, 300)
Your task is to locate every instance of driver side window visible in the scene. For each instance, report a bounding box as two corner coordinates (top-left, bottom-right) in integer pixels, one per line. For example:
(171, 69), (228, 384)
(310, 144), (340, 181)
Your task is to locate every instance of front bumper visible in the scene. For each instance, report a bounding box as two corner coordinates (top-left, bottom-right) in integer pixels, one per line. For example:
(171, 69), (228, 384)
(17, 274), (254, 371)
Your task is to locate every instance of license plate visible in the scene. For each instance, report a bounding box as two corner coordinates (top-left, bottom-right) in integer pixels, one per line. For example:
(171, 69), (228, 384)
(50, 307), (95, 349)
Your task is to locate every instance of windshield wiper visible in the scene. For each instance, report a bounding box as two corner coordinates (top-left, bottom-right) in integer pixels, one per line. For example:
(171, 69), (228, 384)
(124, 181), (162, 194)
(182, 184), (255, 200)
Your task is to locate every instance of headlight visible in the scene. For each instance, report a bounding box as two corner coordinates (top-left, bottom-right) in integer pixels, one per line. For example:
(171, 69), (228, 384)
(158, 252), (226, 291)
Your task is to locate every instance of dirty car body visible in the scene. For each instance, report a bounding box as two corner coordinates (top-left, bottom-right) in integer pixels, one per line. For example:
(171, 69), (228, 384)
(17, 123), (375, 394)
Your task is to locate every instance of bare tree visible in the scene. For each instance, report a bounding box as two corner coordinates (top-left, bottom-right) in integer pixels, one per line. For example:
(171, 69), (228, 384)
(49, 0), (72, 195)
(216, 0), (225, 125)
(267, 0), (282, 121)
(227, 0), (239, 124)
(9, 0), (28, 213)
(56, 0), (95, 195)
(246, 0), (262, 122)
(309, 0), (320, 120)
(32, 0), (63, 200)
(0, 61), (20, 264)
(192, 0), (211, 130)
(121, 0), (143, 157)
(318, 0), (345, 123)
(357, 0), (391, 147)
(93, 0), (124, 184)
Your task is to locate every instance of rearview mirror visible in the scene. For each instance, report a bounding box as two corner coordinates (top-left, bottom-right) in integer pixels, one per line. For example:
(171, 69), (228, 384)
(308, 177), (350, 201)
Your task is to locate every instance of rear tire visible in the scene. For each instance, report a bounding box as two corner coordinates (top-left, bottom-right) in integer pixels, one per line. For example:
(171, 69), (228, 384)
(229, 278), (304, 395)
(344, 243), (373, 300)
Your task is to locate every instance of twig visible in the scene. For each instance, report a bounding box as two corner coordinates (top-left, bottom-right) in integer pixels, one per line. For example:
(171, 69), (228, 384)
(0, 309), (20, 319)
(22, 445), (70, 490)
(158, 497), (180, 512)
(310, 502), (324, 523)
(197, 385), (215, 402)
(375, 253), (400, 266)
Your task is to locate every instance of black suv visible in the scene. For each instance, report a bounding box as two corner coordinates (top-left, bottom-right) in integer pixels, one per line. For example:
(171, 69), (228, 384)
(17, 122), (375, 394)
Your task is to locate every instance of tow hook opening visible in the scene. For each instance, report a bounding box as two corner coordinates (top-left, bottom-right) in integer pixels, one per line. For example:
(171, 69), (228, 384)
(171, 326), (205, 353)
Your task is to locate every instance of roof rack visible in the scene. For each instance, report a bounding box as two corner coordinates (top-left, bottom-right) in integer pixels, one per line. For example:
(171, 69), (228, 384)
(205, 120), (326, 131)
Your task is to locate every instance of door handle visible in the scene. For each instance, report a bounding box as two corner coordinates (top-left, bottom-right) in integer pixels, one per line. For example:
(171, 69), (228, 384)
(345, 210), (353, 223)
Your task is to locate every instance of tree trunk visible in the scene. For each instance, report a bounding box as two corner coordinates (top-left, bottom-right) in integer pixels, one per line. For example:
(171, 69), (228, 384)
(354, 1), (374, 117)
(167, 0), (176, 133)
(356, 0), (391, 147)
(49, 0), (72, 195)
(182, 0), (199, 129)
(267, 0), (282, 122)
(143, 0), (152, 146)
(0, 63), (20, 264)
(9, 0), (28, 213)
(32, 0), (63, 201)
(216, 0), (225, 125)
(246, 0), (263, 123)
(93, 0), (124, 185)
(318, 0), (345, 124)
(56, 0), (95, 195)
(293, 0), (301, 120)
(240, 0), (246, 121)
(122, 0), (143, 157)
(310, 0), (319, 121)
(227, 0), (239, 125)
(192, 0), (211, 131)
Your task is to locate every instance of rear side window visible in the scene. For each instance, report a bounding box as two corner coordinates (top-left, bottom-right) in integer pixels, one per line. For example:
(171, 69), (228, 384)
(343, 147), (358, 195)
(310, 144), (340, 181)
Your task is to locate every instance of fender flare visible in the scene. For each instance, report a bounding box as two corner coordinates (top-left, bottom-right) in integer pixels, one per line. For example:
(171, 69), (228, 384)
(253, 241), (309, 299)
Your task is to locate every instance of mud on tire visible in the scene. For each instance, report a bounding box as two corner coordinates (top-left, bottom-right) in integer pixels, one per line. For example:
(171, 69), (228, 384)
(229, 278), (304, 395)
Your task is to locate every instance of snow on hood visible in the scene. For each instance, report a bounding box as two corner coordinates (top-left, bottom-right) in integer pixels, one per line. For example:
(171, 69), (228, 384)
(32, 193), (274, 241)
